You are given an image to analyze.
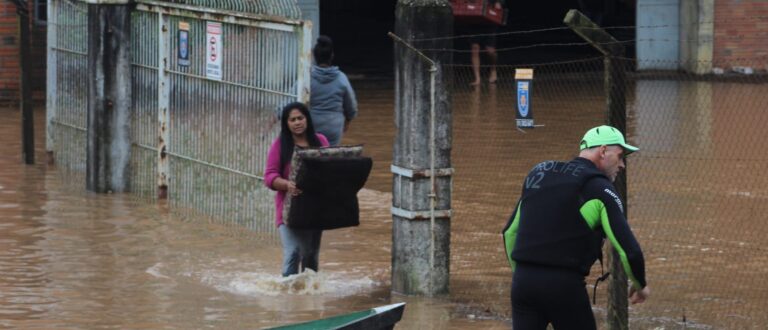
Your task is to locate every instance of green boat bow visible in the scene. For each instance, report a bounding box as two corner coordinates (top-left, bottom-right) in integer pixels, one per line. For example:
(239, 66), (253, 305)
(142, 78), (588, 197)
(267, 302), (406, 330)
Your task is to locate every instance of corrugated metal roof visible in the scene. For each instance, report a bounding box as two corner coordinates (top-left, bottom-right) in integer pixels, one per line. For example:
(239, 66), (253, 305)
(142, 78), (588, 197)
(135, 0), (302, 20)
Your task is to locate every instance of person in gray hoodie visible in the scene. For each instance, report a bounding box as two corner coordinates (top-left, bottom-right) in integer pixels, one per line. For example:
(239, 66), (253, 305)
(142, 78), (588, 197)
(309, 36), (358, 146)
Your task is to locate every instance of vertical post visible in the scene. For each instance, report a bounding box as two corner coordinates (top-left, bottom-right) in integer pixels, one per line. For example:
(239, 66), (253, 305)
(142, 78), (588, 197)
(605, 55), (629, 330)
(564, 9), (629, 329)
(86, 1), (132, 193)
(391, 0), (452, 296)
(157, 12), (169, 199)
(18, 3), (34, 164)
(46, 0), (58, 164)
(296, 20), (313, 104)
(679, 0), (714, 74)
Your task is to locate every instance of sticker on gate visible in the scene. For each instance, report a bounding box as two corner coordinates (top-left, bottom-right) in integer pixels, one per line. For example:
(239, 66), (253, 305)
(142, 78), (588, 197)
(206, 22), (223, 80)
(178, 21), (190, 67)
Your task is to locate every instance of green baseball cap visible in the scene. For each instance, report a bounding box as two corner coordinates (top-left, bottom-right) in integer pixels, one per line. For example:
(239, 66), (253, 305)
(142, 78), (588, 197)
(579, 125), (639, 154)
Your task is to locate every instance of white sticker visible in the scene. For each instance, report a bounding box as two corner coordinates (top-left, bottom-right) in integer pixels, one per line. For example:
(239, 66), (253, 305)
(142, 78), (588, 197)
(205, 22), (223, 80)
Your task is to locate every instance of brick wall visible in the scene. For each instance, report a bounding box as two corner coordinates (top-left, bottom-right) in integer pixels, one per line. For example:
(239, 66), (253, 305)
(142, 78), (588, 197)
(714, 0), (768, 70)
(0, 2), (47, 106)
(0, 2), (20, 105)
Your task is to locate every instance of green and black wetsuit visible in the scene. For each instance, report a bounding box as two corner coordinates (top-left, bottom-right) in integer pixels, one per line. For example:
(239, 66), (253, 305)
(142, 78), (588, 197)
(502, 157), (646, 329)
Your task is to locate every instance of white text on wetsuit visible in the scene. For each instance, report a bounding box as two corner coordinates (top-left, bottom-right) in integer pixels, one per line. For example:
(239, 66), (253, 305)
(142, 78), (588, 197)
(526, 162), (586, 189)
(603, 188), (624, 213)
(532, 161), (585, 177)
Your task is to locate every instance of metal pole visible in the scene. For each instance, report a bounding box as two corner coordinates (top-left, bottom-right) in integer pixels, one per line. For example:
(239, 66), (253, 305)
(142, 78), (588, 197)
(158, 12), (170, 198)
(429, 65), (436, 288)
(605, 54), (629, 330)
(14, 1), (35, 164)
(46, 0), (59, 165)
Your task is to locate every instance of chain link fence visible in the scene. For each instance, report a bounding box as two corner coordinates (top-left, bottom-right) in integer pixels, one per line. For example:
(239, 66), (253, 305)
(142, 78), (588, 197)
(439, 38), (768, 329)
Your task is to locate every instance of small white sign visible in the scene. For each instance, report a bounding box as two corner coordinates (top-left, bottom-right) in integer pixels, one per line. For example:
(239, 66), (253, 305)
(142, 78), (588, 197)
(206, 22), (223, 80)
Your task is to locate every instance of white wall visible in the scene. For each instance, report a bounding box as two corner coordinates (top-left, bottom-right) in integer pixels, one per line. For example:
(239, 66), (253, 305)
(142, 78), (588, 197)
(297, 0), (320, 46)
(636, 0), (679, 70)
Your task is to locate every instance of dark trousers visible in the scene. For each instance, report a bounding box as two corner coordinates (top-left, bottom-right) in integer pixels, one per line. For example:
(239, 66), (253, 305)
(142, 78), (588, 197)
(512, 263), (596, 330)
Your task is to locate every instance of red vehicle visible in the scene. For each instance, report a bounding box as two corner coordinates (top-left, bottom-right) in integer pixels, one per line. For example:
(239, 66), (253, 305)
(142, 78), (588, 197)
(450, 0), (507, 26)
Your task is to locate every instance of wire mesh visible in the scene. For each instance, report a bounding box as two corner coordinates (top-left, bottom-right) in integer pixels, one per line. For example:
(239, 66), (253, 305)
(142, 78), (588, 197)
(153, 11), (302, 239)
(448, 58), (610, 322)
(50, 0), (88, 185)
(627, 59), (768, 329)
(444, 54), (768, 329)
(130, 10), (160, 200)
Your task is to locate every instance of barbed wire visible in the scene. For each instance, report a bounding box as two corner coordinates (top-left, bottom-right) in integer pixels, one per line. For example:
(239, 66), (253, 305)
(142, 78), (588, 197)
(415, 33), (768, 54)
(412, 27), (573, 42)
(614, 55), (768, 65)
(631, 154), (768, 162)
(413, 16), (768, 43)
(418, 40), (633, 53)
(445, 56), (604, 68)
(445, 57), (768, 70)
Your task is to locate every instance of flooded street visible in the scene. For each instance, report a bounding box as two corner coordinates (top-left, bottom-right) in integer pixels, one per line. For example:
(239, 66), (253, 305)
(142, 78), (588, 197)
(2, 68), (767, 329)
(346, 70), (768, 329)
(0, 106), (509, 329)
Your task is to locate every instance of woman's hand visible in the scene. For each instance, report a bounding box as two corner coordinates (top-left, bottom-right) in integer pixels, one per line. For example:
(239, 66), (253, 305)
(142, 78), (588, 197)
(287, 181), (302, 196)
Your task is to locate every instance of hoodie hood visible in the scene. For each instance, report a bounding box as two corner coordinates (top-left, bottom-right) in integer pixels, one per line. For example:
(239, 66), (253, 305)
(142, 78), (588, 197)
(312, 65), (341, 84)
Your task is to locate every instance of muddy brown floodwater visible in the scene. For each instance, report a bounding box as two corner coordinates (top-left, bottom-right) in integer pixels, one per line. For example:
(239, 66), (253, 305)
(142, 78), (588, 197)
(2, 73), (767, 329)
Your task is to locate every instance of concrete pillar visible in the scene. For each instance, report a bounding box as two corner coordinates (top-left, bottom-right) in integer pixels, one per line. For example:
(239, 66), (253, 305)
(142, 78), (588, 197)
(86, 1), (132, 193)
(680, 0), (714, 74)
(392, 0), (452, 296)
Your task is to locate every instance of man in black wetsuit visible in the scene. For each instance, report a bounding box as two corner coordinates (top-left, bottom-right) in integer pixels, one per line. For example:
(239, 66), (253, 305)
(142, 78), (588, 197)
(502, 125), (650, 329)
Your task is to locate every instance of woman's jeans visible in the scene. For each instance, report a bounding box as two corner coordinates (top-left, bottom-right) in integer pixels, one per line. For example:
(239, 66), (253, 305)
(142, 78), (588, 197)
(278, 224), (323, 277)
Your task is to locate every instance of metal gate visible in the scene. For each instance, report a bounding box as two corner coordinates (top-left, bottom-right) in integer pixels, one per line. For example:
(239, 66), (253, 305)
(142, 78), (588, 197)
(46, 0), (89, 182)
(47, 0), (311, 237)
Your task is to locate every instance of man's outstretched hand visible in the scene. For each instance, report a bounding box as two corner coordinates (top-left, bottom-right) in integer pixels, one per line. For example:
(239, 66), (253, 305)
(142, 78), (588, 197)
(629, 286), (650, 304)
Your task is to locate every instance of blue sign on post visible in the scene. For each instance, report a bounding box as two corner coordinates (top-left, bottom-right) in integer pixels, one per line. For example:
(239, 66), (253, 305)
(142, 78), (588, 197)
(178, 22), (190, 67)
(515, 68), (534, 128)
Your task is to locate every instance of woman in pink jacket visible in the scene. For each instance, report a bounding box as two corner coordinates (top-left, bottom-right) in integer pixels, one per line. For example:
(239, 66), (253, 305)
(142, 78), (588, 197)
(264, 102), (329, 276)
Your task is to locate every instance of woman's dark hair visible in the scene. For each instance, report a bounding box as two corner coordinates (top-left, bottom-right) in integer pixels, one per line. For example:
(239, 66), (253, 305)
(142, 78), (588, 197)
(312, 35), (334, 66)
(279, 102), (322, 170)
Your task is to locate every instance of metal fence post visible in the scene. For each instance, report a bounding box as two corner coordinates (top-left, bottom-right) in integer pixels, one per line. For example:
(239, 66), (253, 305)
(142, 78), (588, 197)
(157, 11), (170, 199)
(605, 54), (629, 330)
(46, 0), (59, 165)
(297, 20), (312, 104)
(13, 1), (35, 164)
